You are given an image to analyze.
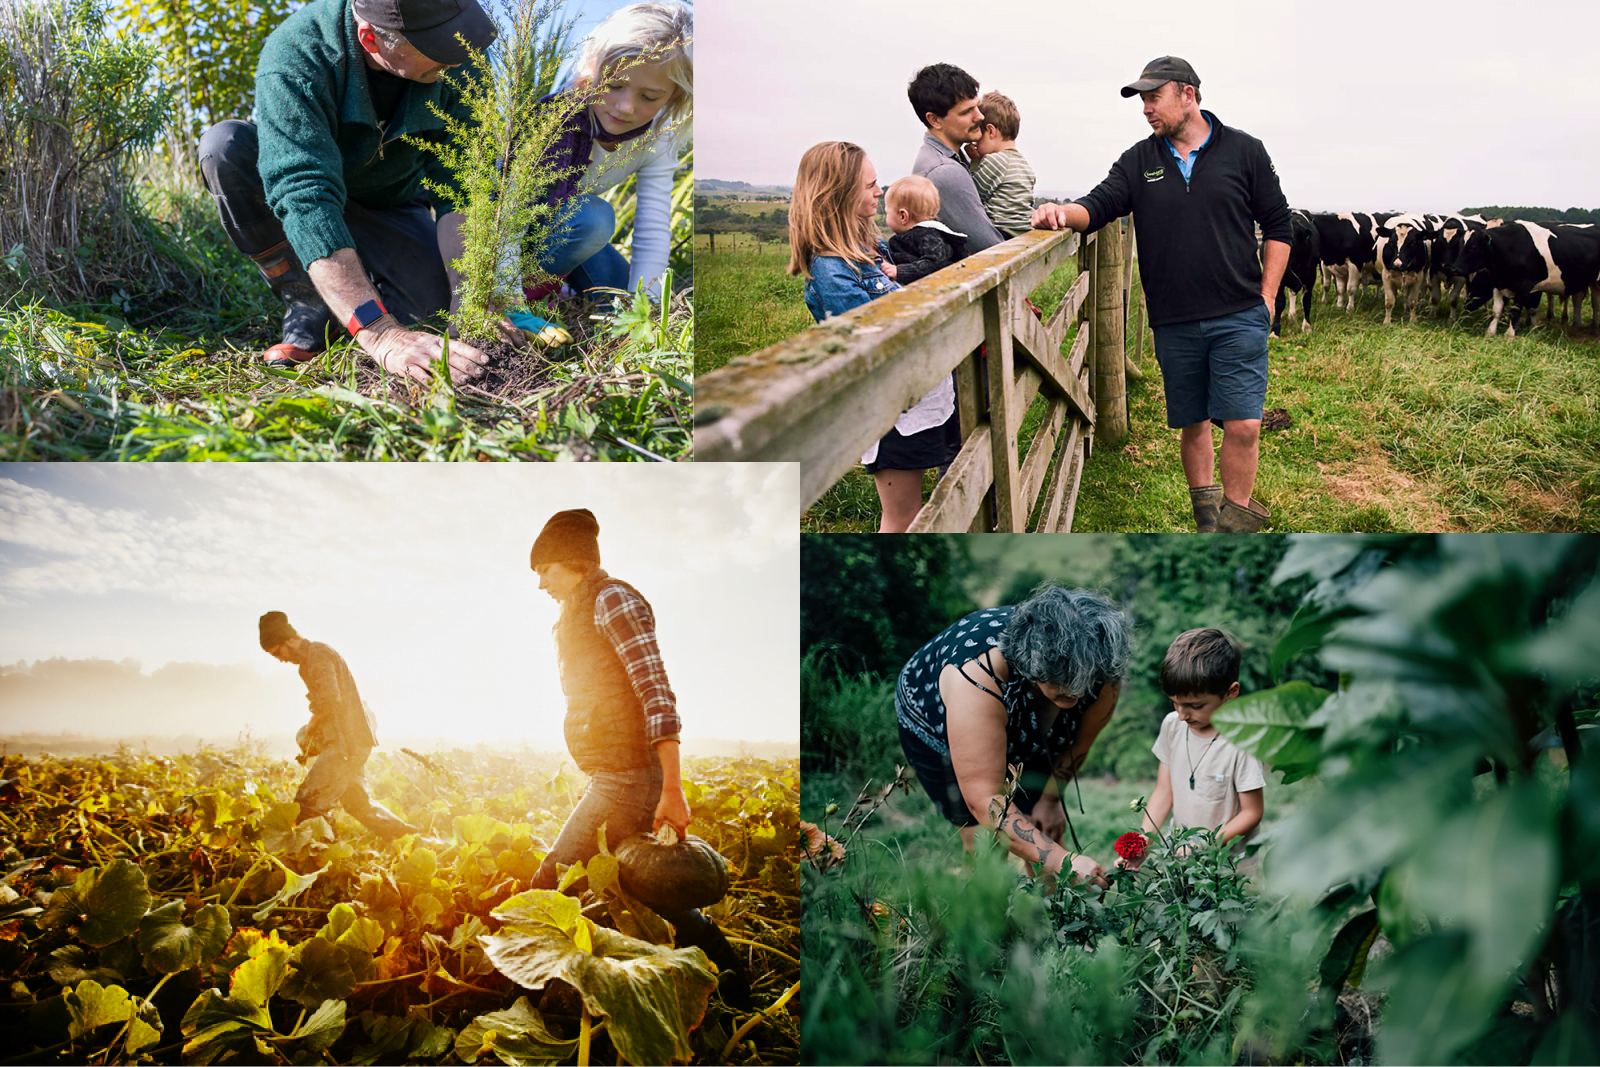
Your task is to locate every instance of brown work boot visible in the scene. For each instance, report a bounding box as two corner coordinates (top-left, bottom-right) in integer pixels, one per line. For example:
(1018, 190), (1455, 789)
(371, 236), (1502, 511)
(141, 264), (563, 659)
(1190, 485), (1222, 532)
(1216, 496), (1271, 532)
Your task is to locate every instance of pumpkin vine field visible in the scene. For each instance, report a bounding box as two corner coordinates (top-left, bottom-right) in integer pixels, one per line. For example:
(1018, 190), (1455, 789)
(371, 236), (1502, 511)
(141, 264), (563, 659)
(0, 744), (800, 1065)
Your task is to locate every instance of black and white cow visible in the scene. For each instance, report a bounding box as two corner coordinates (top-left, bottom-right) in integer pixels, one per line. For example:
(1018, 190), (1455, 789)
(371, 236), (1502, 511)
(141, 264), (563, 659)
(1376, 215), (1431, 324)
(1454, 221), (1600, 336)
(1311, 212), (1384, 311)
(1429, 214), (1490, 320)
(1272, 209), (1321, 336)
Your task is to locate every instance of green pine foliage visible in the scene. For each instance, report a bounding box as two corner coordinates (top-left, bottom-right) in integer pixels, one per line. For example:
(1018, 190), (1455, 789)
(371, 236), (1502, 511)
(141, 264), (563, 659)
(414, 0), (669, 341)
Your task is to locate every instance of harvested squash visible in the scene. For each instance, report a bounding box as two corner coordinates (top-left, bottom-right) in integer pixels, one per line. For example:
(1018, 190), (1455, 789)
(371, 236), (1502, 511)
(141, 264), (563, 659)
(616, 825), (732, 911)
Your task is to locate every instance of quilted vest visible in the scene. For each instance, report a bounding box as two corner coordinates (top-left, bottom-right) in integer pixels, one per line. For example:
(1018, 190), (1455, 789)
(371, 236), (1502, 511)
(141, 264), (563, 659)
(555, 569), (654, 773)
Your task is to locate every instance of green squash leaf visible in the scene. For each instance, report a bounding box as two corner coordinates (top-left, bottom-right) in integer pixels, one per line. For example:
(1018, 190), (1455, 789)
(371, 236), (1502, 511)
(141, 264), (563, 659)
(138, 901), (231, 973)
(481, 899), (718, 1066)
(283, 936), (359, 1007)
(455, 995), (577, 1066)
(252, 863), (326, 922)
(287, 998), (347, 1053)
(64, 978), (136, 1039)
(40, 859), (152, 947)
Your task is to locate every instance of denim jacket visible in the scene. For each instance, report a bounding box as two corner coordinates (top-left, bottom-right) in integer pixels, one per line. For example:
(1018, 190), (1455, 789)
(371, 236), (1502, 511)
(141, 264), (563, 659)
(801, 245), (955, 465)
(803, 246), (898, 323)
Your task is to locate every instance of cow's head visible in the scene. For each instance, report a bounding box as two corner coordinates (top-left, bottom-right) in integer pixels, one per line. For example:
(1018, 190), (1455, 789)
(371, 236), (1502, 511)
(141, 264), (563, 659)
(1455, 228), (1492, 276)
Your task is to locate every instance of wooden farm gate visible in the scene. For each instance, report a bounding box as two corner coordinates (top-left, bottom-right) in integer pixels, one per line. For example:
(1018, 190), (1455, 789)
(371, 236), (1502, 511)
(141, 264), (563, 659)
(694, 219), (1146, 531)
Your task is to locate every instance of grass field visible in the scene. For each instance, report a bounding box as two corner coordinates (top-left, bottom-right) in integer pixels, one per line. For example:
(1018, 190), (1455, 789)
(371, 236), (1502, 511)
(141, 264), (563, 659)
(696, 237), (1600, 531)
(3, 174), (693, 462)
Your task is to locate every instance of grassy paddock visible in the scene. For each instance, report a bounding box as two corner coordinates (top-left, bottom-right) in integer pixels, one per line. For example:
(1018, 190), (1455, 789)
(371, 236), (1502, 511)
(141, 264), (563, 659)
(697, 240), (1600, 530)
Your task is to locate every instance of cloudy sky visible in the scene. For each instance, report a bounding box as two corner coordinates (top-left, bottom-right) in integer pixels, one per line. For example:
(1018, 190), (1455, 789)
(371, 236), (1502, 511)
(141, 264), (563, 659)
(699, 0), (1598, 212)
(0, 464), (797, 750)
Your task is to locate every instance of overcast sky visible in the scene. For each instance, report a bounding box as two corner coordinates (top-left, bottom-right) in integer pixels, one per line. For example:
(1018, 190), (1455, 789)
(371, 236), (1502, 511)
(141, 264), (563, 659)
(699, 0), (1597, 212)
(0, 464), (796, 750)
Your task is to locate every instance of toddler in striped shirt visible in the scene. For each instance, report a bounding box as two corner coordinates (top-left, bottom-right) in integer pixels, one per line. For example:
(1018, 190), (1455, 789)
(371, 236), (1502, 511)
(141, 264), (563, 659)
(967, 91), (1038, 239)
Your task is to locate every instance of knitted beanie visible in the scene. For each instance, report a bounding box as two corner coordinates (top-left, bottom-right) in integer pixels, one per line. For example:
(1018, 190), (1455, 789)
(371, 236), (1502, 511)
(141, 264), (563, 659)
(530, 509), (601, 567)
(259, 611), (298, 651)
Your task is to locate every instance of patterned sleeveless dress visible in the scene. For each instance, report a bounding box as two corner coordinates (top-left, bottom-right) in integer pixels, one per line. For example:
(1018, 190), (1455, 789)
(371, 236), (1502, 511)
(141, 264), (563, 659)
(894, 606), (1102, 827)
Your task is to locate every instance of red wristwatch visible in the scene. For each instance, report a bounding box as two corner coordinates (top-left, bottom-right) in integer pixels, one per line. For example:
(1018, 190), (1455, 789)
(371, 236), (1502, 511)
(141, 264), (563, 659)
(346, 298), (388, 336)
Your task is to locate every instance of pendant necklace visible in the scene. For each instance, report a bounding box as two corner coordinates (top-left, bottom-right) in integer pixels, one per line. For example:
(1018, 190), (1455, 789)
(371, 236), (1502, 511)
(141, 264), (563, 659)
(1186, 729), (1220, 790)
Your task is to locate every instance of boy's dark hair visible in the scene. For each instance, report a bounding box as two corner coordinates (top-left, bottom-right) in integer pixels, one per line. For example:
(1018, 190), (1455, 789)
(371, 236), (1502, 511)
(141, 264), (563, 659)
(908, 63), (980, 129)
(978, 90), (1020, 140)
(1160, 628), (1241, 697)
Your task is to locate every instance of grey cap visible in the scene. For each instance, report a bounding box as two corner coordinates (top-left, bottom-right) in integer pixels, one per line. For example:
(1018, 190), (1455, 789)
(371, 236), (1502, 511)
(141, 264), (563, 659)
(1121, 56), (1200, 98)
(352, 0), (497, 66)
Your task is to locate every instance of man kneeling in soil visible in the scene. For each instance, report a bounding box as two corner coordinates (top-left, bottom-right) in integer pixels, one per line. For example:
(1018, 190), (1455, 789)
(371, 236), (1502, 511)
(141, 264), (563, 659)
(260, 610), (418, 844)
(199, 0), (530, 383)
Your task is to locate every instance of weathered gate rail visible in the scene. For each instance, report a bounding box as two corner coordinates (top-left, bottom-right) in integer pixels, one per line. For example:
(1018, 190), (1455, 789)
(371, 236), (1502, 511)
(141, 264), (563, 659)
(694, 220), (1138, 530)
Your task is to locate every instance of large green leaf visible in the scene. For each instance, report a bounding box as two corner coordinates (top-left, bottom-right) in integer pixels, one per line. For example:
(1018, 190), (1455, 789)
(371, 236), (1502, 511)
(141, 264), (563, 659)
(1266, 745), (1479, 899)
(282, 936), (359, 1007)
(352, 1012), (457, 1065)
(1211, 681), (1328, 775)
(480, 889), (718, 1065)
(137, 901), (231, 973)
(1318, 908), (1379, 997)
(1531, 1007), (1600, 1065)
(287, 998), (347, 1053)
(252, 862), (326, 922)
(40, 859), (152, 947)
(455, 996), (577, 1065)
(1371, 933), (1506, 1065)
(318, 901), (386, 954)
(1386, 779), (1558, 988)
(1515, 579), (1600, 687)
(64, 978), (163, 1054)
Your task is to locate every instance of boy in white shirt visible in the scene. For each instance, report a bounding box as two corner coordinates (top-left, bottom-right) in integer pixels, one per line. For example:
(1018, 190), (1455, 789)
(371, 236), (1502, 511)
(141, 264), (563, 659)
(1125, 628), (1265, 867)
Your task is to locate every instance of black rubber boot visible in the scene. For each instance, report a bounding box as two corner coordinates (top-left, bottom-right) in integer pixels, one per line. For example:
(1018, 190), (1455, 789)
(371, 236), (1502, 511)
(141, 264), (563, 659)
(250, 240), (336, 354)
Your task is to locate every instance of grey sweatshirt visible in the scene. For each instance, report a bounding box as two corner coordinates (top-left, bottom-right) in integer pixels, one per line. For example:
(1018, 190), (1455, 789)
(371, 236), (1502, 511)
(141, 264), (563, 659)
(912, 133), (1006, 255)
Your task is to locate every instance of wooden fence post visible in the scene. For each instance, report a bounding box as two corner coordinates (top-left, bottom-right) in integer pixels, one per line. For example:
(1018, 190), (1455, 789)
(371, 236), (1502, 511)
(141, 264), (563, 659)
(1092, 218), (1129, 446)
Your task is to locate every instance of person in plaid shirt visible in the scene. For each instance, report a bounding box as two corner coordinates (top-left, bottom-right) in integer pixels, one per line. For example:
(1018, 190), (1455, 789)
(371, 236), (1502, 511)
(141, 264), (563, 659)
(527, 507), (751, 1006)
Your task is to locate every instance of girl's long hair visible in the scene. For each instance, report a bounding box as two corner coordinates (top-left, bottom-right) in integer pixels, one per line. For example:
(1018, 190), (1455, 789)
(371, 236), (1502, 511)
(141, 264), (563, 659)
(787, 141), (879, 278)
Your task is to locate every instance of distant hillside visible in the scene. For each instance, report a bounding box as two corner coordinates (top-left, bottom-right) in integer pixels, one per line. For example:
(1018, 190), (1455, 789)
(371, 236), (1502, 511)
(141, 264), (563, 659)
(700, 179), (793, 196)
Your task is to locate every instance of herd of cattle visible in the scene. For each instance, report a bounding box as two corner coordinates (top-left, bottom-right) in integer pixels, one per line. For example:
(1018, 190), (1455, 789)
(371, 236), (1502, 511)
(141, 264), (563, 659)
(1269, 211), (1600, 340)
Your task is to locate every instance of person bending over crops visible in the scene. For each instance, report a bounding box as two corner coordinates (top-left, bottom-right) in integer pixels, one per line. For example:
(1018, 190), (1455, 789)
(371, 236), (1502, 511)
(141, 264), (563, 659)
(198, 0), (533, 382)
(529, 2), (692, 308)
(896, 586), (1132, 886)
(788, 141), (961, 533)
(259, 611), (419, 844)
(526, 508), (751, 1007)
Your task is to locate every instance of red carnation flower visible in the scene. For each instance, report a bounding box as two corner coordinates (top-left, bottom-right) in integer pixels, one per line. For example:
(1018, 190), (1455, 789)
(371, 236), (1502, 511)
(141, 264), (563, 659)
(1114, 832), (1148, 861)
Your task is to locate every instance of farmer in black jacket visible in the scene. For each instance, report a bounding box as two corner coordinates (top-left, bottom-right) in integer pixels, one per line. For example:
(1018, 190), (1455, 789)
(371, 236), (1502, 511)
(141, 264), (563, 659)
(260, 611), (417, 843)
(1033, 57), (1291, 532)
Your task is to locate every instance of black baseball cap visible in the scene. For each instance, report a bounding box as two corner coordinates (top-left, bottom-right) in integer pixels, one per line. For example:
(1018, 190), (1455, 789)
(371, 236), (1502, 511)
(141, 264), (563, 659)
(1121, 56), (1201, 97)
(352, 0), (497, 66)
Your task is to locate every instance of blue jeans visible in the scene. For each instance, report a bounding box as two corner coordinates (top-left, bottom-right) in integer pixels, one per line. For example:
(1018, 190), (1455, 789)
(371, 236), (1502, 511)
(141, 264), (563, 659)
(1151, 302), (1272, 428)
(539, 194), (630, 294)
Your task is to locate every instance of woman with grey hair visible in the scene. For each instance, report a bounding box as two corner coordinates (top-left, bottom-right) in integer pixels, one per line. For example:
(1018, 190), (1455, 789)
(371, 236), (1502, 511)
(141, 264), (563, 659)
(896, 587), (1132, 885)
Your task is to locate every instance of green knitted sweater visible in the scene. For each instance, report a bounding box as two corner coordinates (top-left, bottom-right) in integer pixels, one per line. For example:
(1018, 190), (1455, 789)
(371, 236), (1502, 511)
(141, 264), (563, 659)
(254, 0), (475, 266)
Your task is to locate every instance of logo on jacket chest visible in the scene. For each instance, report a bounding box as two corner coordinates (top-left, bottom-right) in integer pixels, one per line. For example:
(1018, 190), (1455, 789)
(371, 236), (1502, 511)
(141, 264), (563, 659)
(1144, 166), (1166, 182)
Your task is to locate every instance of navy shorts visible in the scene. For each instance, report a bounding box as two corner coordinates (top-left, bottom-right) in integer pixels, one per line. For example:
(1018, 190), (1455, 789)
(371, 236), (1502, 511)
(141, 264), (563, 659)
(1151, 302), (1271, 429)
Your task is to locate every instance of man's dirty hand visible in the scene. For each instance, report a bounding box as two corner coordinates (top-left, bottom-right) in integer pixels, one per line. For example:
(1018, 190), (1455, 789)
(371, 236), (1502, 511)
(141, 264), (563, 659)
(363, 322), (492, 385)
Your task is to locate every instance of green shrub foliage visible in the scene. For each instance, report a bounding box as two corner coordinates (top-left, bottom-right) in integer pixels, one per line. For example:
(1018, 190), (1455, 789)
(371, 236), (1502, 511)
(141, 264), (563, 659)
(0, 0), (172, 299)
(112, 0), (294, 144)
